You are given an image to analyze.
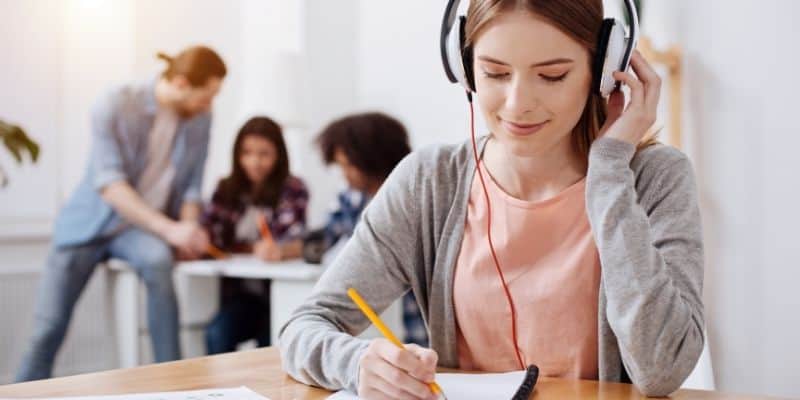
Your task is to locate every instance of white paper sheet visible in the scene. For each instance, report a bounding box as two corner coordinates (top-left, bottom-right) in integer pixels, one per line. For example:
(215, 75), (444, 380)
(1, 386), (269, 400)
(326, 370), (527, 400)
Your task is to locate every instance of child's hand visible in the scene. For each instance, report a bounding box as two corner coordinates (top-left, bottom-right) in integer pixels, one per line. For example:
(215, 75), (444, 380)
(254, 240), (282, 262)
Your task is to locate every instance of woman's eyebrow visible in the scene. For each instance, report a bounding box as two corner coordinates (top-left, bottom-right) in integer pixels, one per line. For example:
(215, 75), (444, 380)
(476, 55), (575, 67)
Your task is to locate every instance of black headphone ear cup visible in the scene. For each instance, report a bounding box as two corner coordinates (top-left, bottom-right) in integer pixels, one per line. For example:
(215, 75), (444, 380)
(593, 19), (615, 95)
(463, 45), (475, 92)
(458, 16), (475, 92)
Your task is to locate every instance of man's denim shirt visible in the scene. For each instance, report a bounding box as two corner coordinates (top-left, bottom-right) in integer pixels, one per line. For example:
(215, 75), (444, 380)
(53, 78), (211, 247)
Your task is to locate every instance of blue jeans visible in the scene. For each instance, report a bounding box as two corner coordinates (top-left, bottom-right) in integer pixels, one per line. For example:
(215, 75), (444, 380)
(16, 228), (181, 382)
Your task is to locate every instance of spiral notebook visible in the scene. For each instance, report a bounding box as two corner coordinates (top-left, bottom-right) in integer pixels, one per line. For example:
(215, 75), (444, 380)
(326, 370), (528, 400)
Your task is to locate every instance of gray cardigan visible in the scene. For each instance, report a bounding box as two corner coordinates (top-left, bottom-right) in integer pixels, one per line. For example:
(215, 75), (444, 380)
(279, 137), (705, 397)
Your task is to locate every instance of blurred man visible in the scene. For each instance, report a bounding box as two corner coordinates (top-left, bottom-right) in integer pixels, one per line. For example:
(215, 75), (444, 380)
(16, 46), (226, 381)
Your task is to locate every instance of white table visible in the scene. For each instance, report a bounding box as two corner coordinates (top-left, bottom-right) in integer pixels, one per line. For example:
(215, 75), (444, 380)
(174, 256), (324, 280)
(105, 257), (323, 368)
(105, 256), (403, 368)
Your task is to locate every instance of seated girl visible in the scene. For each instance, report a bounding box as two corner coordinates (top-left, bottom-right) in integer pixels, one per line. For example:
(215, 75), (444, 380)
(202, 116), (308, 354)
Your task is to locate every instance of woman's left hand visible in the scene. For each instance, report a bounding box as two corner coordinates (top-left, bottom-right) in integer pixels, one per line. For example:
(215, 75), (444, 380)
(599, 50), (661, 145)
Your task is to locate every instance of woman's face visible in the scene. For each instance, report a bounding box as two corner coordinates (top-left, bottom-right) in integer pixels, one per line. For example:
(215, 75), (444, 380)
(472, 11), (592, 156)
(239, 134), (278, 186)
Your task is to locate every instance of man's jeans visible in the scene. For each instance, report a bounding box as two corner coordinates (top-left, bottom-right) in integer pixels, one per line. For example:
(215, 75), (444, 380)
(16, 228), (181, 382)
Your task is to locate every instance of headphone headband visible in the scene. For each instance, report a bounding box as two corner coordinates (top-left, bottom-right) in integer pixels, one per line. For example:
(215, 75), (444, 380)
(619, 0), (640, 72)
(441, 0), (640, 96)
(440, 0), (463, 85)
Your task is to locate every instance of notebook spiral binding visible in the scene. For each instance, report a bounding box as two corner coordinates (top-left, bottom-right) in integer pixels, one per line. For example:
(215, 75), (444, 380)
(510, 364), (540, 400)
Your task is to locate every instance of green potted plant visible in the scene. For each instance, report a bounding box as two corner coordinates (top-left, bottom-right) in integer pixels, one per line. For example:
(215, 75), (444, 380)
(0, 119), (40, 187)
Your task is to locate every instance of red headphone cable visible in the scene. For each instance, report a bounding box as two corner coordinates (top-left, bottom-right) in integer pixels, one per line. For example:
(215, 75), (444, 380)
(466, 91), (525, 370)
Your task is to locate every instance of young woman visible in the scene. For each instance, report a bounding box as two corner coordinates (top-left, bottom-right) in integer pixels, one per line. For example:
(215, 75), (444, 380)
(280, 1), (704, 398)
(203, 116), (308, 354)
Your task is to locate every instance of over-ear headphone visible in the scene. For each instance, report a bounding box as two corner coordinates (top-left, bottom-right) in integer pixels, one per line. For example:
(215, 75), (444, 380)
(440, 0), (640, 97)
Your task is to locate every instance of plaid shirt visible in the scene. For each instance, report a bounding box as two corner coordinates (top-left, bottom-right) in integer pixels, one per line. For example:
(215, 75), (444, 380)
(203, 176), (309, 252)
(324, 189), (429, 347)
(323, 189), (369, 248)
(202, 176), (309, 305)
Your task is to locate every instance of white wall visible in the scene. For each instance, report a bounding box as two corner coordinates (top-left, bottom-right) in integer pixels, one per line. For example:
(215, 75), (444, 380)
(677, 1), (800, 397)
(759, 2), (800, 396)
(0, 0), (63, 238)
(60, 0), (137, 200)
(300, 0), (358, 226)
(356, 2), (478, 149)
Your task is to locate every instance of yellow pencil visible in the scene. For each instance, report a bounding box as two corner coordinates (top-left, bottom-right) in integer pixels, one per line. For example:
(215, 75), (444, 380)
(347, 288), (446, 399)
(206, 243), (227, 259)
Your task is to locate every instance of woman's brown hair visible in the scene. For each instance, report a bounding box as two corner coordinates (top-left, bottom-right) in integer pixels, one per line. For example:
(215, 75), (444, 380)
(216, 116), (290, 209)
(156, 45), (227, 87)
(464, 0), (655, 158)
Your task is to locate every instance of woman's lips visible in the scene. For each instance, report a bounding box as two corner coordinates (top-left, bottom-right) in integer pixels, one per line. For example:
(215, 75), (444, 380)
(501, 119), (549, 136)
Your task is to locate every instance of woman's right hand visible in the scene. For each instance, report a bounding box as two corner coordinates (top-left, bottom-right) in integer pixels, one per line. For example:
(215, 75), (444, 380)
(358, 339), (440, 400)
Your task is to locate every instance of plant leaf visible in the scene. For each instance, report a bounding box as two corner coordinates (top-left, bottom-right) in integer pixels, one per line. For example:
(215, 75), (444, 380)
(21, 133), (40, 162)
(0, 119), (40, 163)
(0, 120), (12, 139)
(4, 140), (22, 163)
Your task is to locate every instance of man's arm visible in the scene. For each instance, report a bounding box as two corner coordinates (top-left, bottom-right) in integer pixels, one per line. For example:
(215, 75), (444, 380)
(180, 202), (202, 222)
(101, 181), (175, 236)
(101, 181), (208, 256)
(89, 89), (182, 241)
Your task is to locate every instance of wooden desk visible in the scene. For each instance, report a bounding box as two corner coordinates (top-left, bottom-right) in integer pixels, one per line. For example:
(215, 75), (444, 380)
(0, 347), (775, 400)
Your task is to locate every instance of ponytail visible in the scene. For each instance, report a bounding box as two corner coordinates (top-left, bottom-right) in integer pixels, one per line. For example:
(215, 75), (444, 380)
(156, 46), (226, 87)
(156, 52), (174, 64)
